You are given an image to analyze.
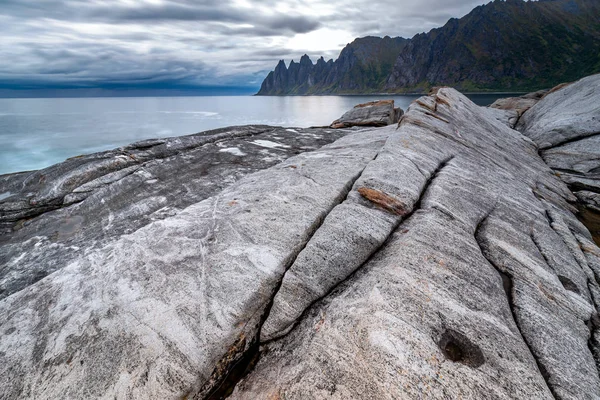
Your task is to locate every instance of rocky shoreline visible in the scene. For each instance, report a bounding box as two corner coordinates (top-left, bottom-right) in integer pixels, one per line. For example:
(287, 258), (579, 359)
(1, 74), (600, 399)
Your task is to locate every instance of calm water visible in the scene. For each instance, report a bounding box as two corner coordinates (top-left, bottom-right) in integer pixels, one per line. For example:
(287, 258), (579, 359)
(0, 93), (511, 175)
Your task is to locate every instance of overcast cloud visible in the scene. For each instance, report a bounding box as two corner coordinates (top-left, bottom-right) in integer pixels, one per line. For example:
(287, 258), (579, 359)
(0, 0), (492, 91)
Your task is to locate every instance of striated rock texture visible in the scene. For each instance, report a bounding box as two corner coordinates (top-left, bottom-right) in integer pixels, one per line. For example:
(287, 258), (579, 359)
(517, 73), (600, 243)
(258, 0), (600, 95)
(1, 87), (600, 400)
(0, 126), (388, 399)
(233, 88), (600, 400)
(330, 100), (403, 129)
(0, 125), (353, 301)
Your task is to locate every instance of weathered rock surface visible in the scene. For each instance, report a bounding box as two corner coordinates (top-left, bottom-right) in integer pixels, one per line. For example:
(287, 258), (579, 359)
(2, 86), (600, 400)
(0, 126), (390, 399)
(0, 125), (355, 301)
(233, 89), (600, 399)
(330, 100), (403, 129)
(517, 73), (600, 242)
(489, 89), (548, 127)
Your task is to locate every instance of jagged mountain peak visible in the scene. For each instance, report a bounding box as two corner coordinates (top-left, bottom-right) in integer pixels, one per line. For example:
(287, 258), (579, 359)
(299, 54), (313, 65)
(257, 35), (408, 95)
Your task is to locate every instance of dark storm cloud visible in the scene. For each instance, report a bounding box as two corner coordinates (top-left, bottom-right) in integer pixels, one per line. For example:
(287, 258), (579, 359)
(0, 0), (492, 91)
(91, 2), (320, 32)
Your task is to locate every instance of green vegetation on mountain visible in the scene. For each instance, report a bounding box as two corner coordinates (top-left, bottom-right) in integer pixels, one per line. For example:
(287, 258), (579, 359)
(257, 0), (600, 95)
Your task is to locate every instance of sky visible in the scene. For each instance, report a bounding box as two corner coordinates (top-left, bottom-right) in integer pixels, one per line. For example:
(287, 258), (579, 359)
(0, 0), (494, 95)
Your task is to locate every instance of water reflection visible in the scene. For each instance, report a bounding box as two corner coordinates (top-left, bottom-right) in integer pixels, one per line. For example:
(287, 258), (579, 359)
(0, 93), (516, 174)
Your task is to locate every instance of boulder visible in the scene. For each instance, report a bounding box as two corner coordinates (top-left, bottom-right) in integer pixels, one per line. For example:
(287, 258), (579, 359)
(488, 89), (550, 128)
(330, 100), (403, 128)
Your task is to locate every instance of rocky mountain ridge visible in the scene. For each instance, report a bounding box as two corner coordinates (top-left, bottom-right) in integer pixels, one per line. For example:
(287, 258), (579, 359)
(257, 0), (600, 95)
(258, 36), (407, 95)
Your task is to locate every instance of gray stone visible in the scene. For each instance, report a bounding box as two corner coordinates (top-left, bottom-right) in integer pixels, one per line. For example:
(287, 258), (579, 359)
(2, 86), (600, 400)
(517, 75), (599, 150)
(0, 127), (391, 400)
(330, 100), (403, 129)
(490, 96), (538, 114)
(487, 89), (549, 128)
(0, 125), (353, 300)
(232, 88), (600, 399)
(518, 73), (600, 244)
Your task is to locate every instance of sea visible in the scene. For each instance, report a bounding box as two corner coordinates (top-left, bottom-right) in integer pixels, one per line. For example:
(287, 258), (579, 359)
(0, 93), (513, 175)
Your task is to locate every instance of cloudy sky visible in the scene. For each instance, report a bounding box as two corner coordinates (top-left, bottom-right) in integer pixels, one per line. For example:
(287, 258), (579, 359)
(0, 0), (492, 94)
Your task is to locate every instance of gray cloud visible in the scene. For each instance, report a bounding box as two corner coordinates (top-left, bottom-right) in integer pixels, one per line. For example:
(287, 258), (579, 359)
(0, 0), (491, 91)
(89, 2), (320, 33)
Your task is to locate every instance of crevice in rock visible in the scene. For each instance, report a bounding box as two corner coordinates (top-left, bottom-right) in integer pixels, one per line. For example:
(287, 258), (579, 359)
(586, 308), (600, 380)
(430, 205), (456, 221)
(557, 275), (581, 295)
(562, 180), (600, 196)
(259, 155), (454, 346)
(475, 216), (556, 399)
(548, 213), (595, 283)
(511, 110), (527, 130)
(424, 111), (450, 124)
(551, 168), (586, 177)
(541, 131), (600, 151)
(530, 231), (556, 274)
(586, 278), (600, 379)
(199, 151), (382, 400)
(403, 155), (427, 178)
(544, 209), (555, 226)
(202, 338), (261, 400)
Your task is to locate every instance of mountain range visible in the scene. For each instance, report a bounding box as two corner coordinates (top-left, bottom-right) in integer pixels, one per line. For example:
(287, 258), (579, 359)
(257, 0), (600, 95)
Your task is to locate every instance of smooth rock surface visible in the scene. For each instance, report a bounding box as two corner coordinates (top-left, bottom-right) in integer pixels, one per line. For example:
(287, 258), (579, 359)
(330, 100), (403, 129)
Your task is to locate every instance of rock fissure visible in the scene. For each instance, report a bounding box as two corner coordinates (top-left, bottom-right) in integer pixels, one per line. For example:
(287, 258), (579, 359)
(259, 156), (454, 346)
(418, 156), (454, 205)
(530, 231), (556, 274)
(541, 131), (600, 152)
(474, 216), (556, 399)
(586, 283), (600, 378)
(552, 168), (587, 177)
(200, 151), (382, 400)
(403, 155), (427, 177)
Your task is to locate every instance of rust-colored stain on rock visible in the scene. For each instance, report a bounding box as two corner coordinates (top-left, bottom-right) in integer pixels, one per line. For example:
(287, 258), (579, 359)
(357, 187), (410, 216)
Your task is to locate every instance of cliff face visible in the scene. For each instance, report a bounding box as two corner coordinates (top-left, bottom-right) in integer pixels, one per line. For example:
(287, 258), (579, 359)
(258, 0), (600, 95)
(257, 36), (407, 95)
(385, 0), (600, 92)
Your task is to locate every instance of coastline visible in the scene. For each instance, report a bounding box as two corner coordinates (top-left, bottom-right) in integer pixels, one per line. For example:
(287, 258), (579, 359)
(2, 76), (600, 399)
